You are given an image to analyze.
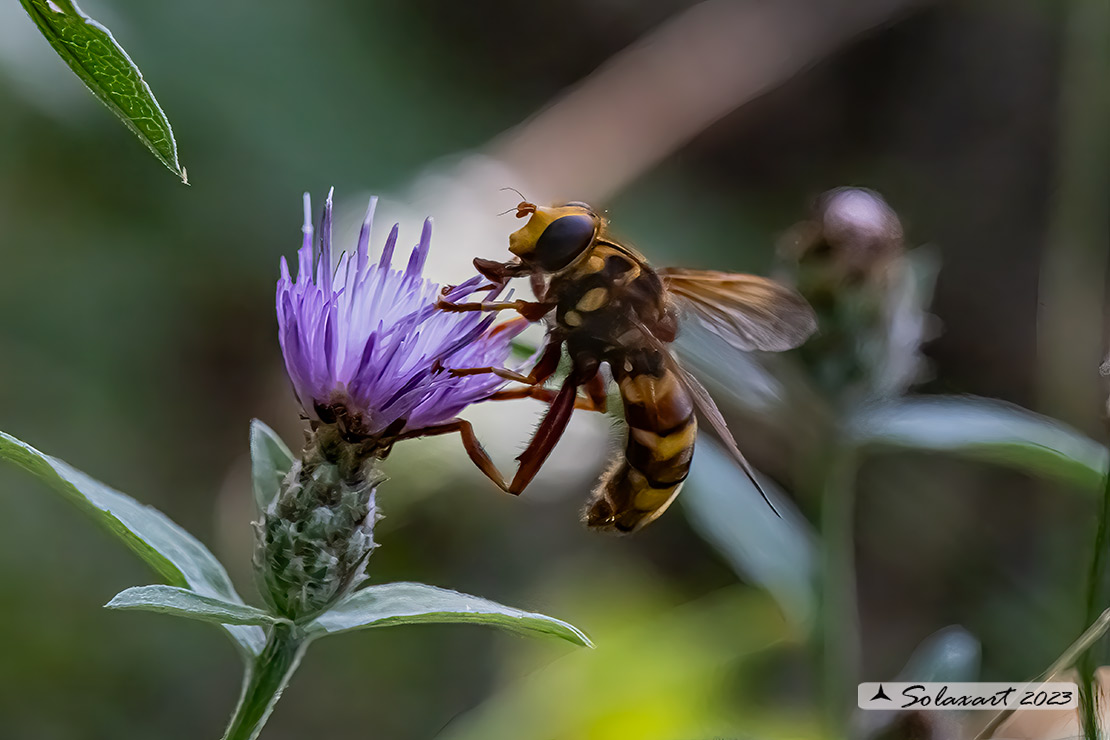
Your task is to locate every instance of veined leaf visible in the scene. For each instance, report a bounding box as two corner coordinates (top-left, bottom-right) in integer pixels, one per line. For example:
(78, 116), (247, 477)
(851, 396), (1107, 492)
(19, 0), (185, 181)
(0, 430), (263, 656)
(306, 582), (593, 647)
(107, 585), (279, 627)
(249, 419), (295, 512)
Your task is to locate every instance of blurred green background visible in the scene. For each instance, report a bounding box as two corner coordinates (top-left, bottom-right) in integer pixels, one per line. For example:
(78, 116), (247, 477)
(1, 0), (1106, 738)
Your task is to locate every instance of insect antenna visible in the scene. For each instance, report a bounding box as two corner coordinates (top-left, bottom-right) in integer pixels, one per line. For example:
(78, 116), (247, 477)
(499, 186), (528, 201)
(497, 187), (536, 217)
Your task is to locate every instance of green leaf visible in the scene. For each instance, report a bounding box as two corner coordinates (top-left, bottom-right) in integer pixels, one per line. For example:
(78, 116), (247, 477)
(898, 625), (980, 682)
(106, 585), (279, 627)
(305, 582), (593, 647)
(19, 0), (185, 181)
(249, 419), (295, 512)
(851, 395), (1107, 492)
(0, 430), (264, 656)
(682, 436), (817, 628)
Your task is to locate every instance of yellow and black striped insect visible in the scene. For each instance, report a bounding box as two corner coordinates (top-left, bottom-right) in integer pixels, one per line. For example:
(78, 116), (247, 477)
(438, 200), (817, 532)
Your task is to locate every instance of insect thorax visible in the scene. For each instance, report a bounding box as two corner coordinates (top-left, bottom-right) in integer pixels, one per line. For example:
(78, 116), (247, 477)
(550, 243), (669, 350)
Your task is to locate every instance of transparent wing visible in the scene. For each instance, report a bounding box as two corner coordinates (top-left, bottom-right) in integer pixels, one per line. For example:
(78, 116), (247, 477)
(659, 267), (817, 352)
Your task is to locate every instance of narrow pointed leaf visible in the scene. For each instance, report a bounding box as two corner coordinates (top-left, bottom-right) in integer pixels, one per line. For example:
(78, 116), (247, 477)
(107, 585), (279, 627)
(18, 0), (185, 181)
(306, 582), (593, 647)
(851, 396), (1107, 492)
(0, 430), (264, 656)
(249, 419), (295, 512)
(683, 436), (817, 627)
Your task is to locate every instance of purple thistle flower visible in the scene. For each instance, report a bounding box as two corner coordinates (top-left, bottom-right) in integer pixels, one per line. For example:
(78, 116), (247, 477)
(277, 190), (525, 438)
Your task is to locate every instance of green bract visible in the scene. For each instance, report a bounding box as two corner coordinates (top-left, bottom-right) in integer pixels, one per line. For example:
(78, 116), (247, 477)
(249, 420), (295, 512)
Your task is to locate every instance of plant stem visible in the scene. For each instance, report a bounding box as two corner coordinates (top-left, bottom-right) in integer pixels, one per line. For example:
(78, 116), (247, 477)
(819, 437), (861, 737)
(1035, 0), (1110, 425)
(222, 622), (307, 740)
(975, 607), (1110, 740)
(1079, 447), (1110, 739)
(1042, 0), (1110, 735)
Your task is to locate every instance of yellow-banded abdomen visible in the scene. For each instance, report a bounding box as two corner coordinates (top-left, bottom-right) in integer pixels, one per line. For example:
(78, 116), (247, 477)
(586, 350), (697, 532)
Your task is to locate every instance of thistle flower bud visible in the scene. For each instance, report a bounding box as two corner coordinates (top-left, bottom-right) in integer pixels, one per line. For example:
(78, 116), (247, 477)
(779, 187), (936, 402)
(255, 425), (381, 619)
(784, 187), (905, 291)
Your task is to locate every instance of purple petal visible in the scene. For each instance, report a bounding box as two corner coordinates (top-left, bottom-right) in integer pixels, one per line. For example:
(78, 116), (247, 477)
(318, 186), (334, 286)
(379, 224), (398, 268)
(301, 193), (313, 255)
(405, 218), (432, 277)
(356, 196), (378, 273)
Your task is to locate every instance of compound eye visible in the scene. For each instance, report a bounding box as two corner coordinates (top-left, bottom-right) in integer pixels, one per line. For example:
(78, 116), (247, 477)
(534, 213), (596, 270)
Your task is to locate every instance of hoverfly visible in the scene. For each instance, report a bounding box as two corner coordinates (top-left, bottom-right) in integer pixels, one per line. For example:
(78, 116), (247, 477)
(437, 200), (817, 532)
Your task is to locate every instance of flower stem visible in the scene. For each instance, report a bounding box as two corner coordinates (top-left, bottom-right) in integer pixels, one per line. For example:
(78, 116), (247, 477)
(1042, 0), (1110, 734)
(222, 623), (307, 740)
(1079, 444), (1110, 739)
(818, 438), (860, 737)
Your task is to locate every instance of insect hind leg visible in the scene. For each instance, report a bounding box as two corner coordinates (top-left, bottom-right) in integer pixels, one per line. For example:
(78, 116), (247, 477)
(397, 419), (512, 493)
(508, 370), (585, 494)
(403, 341), (593, 498)
(398, 372), (585, 497)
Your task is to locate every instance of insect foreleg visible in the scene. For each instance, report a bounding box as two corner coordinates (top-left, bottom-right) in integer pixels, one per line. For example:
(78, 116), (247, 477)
(435, 298), (553, 321)
(448, 366), (533, 383)
(530, 271), (549, 302)
(582, 371), (609, 414)
(473, 257), (531, 284)
(446, 334), (563, 385)
(488, 386), (605, 412)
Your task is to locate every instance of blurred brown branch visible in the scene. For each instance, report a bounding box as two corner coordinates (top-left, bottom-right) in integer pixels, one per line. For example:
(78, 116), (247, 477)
(492, 0), (933, 202)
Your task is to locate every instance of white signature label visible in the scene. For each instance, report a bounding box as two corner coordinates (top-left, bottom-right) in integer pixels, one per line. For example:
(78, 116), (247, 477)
(857, 682), (1078, 710)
